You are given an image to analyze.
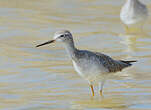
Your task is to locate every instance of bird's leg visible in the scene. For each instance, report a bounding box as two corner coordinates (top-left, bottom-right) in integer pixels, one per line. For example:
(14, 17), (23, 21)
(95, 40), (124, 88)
(140, 24), (144, 33)
(125, 25), (129, 33)
(90, 85), (94, 96)
(99, 79), (106, 96)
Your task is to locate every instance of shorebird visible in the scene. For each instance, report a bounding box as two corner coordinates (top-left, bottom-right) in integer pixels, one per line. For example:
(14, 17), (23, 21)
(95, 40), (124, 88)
(36, 30), (136, 96)
(120, 0), (148, 31)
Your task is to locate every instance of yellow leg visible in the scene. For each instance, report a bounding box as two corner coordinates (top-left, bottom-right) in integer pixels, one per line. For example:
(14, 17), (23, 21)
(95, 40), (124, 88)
(125, 25), (129, 33)
(100, 90), (103, 96)
(99, 79), (105, 96)
(90, 85), (94, 96)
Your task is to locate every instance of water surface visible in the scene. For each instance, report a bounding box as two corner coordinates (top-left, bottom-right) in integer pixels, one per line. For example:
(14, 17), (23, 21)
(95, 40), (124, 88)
(0, 0), (151, 110)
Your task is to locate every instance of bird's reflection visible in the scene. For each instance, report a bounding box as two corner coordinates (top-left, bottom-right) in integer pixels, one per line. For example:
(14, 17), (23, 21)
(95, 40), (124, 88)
(117, 31), (151, 80)
(71, 95), (134, 110)
(119, 32), (151, 53)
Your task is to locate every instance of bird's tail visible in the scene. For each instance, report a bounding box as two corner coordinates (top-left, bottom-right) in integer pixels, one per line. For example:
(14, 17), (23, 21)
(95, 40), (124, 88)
(119, 60), (137, 66)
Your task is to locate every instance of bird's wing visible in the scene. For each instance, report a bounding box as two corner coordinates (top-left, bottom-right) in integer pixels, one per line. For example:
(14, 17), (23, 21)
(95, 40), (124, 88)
(95, 52), (134, 73)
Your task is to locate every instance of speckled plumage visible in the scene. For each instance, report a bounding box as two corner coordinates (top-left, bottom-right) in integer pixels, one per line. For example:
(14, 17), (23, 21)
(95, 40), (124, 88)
(73, 49), (133, 73)
(36, 30), (137, 96)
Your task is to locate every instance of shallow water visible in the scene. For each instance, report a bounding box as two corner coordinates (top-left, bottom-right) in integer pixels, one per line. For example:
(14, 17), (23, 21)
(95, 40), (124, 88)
(0, 0), (151, 110)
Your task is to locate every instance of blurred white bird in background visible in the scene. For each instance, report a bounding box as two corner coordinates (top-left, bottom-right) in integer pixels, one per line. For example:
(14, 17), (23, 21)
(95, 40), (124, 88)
(120, 0), (148, 33)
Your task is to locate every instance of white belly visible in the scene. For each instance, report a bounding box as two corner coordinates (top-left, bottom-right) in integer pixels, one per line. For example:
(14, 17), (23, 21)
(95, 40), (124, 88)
(72, 60), (108, 83)
(120, 12), (146, 25)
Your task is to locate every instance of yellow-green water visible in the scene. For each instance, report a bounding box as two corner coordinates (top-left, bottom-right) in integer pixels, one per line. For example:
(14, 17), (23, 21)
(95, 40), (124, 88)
(0, 0), (151, 109)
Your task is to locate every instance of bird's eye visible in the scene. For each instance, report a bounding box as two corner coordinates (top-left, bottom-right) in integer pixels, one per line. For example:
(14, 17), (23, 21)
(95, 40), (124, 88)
(60, 35), (64, 37)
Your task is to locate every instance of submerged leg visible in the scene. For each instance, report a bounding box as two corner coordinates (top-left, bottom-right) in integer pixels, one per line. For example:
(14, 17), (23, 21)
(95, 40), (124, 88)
(140, 23), (144, 33)
(90, 85), (94, 96)
(99, 79), (106, 96)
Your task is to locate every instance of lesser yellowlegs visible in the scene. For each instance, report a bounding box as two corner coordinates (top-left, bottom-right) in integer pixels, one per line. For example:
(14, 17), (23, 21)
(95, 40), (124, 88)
(36, 30), (137, 96)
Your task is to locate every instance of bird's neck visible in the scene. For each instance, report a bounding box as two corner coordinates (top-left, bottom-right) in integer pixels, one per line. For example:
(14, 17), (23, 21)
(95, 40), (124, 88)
(126, 0), (139, 9)
(126, 0), (138, 5)
(63, 41), (77, 60)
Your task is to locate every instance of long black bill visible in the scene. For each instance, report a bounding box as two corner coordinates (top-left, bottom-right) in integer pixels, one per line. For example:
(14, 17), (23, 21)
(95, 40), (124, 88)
(36, 40), (55, 47)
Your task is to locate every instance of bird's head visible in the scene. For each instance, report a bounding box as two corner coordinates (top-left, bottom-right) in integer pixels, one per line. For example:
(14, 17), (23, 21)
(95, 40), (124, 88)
(36, 30), (73, 47)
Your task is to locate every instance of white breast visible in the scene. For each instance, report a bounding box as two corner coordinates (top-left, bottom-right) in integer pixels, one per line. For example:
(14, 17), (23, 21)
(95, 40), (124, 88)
(120, 9), (146, 25)
(72, 61), (85, 78)
(120, 1), (148, 25)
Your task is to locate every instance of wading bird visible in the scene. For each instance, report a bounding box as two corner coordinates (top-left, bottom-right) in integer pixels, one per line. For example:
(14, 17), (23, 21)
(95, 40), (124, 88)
(36, 30), (136, 96)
